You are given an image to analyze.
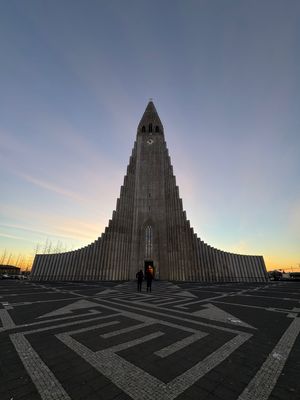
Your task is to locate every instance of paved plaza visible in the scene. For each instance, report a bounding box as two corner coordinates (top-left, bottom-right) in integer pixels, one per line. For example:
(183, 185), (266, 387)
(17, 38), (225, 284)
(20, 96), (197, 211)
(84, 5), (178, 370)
(0, 280), (299, 400)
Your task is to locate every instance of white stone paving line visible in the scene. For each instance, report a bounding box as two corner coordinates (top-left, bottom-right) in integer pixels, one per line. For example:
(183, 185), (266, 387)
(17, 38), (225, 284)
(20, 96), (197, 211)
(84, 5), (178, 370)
(238, 317), (300, 400)
(0, 308), (16, 329)
(58, 326), (251, 400)
(55, 319), (121, 336)
(175, 293), (236, 309)
(239, 293), (300, 302)
(153, 298), (193, 307)
(10, 333), (71, 400)
(9, 297), (81, 306)
(213, 300), (298, 315)
(15, 313), (122, 335)
(101, 321), (155, 338)
(154, 331), (207, 358)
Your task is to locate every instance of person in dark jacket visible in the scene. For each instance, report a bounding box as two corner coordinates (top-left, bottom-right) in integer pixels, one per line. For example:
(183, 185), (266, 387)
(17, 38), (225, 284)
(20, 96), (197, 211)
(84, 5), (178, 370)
(145, 266), (153, 292)
(136, 269), (144, 292)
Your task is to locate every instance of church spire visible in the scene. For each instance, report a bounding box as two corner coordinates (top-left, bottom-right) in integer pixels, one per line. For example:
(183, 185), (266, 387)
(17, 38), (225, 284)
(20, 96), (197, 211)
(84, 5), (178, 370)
(137, 100), (164, 134)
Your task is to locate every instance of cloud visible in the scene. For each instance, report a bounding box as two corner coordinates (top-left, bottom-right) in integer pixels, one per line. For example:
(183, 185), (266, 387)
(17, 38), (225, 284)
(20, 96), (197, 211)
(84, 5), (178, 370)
(16, 172), (89, 204)
(0, 220), (99, 243)
(0, 232), (31, 242)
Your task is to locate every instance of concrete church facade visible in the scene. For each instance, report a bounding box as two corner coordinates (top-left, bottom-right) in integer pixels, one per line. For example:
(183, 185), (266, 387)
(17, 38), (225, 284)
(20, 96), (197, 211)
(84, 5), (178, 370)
(31, 101), (268, 282)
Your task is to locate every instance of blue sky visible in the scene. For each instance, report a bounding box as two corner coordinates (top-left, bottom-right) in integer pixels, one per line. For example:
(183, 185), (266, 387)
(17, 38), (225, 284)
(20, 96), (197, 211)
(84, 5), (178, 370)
(0, 0), (299, 270)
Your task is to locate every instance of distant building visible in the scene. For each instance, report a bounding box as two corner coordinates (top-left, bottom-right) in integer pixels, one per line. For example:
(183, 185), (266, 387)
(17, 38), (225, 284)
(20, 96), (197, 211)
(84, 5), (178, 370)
(268, 269), (300, 281)
(0, 265), (21, 275)
(31, 101), (267, 282)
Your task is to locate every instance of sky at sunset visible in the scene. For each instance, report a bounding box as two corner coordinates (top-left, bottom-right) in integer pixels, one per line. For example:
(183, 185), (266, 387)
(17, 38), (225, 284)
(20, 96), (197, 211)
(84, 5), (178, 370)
(0, 0), (299, 271)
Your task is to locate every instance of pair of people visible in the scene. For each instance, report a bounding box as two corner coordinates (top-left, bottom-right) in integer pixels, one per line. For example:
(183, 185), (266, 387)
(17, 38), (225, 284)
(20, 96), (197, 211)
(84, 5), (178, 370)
(136, 266), (153, 292)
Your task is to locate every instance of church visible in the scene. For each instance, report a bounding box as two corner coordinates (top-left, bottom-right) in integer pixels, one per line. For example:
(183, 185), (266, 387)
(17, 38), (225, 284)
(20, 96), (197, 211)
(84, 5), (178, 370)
(31, 101), (267, 282)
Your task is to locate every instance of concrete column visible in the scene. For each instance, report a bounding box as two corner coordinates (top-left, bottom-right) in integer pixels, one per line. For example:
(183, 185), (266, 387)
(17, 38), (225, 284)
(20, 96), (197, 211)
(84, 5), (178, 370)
(51, 254), (59, 280)
(83, 248), (90, 280)
(224, 253), (232, 282)
(68, 251), (75, 281)
(246, 256), (255, 282)
(196, 238), (202, 281)
(109, 214), (117, 280)
(182, 217), (189, 281)
(212, 248), (219, 282)
(62, 253), (69, 280)
(212, 247), (219, 282)
(250, 256), (260, 282)
(90, 242), (97, 280)
(40, 255), (47, 280)
(165, 171), (172, 280)
(239, 255), (248, 282)
(96, 240), (103, 280)
(85, 246), (91, 280)
(259, 256), (268, 281)
(54, 253), (63, 280)
(171, 175), (178, 281)
(200, 240), (207, 281)
(30, 256), (38, 279)
(215, 251), (222, 281)
(46, 254), (56, 280)
(70, 250), (78, 281)
(191, 234), (197, 281)
(243, 256), (252, 282)
(222, 251), (231, 282)
(41, 254), (51, 281)
(66, 252), (74, 280)
(34, 255), (42, 280)
(85, 246), (92, 280)
(31, 255), (41, 280)
(72, 250), (80, 281)
(63, 251), (72, 280)
(220, 251), (227, 282)
(58, 253), (66, 280)
(232, 254), (240, 282)
(78, 248), (85, 280)
(227, 253), (236, 282)
(101, 230), (109, 280)
(113, 216), (121, 281)
(175, 194), (183, 281)
(206, 246), (213, 282)
(234, 254), (242, 282)
(199, 241), (206, 282)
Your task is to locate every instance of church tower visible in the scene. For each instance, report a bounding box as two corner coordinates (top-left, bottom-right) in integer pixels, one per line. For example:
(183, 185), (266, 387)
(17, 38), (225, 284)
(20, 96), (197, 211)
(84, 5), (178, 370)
(31, 101), (268, 282)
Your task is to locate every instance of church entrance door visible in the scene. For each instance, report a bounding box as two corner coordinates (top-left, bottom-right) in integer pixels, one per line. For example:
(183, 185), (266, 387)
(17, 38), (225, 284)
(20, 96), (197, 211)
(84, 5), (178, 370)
(144, 260), (155, 279)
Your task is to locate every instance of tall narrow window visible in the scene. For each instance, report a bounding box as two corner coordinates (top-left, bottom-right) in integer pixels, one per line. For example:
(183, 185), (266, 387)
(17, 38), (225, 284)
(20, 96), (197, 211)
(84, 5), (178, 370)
(149, 123), (152, 133)
(145, 226), (152, 258)
(142, 126), (146, 132)
(155, 126), (160, 132)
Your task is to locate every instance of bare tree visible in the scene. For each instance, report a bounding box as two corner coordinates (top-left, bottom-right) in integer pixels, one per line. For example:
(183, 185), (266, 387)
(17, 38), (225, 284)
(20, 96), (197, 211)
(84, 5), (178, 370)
(0, 249), (7, 264)
(7, 253), (12, 265)
(15, 253), (21, 267)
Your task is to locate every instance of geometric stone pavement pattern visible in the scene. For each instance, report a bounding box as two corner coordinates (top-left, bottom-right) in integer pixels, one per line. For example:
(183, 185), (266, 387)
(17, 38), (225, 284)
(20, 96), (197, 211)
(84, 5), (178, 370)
(0, 280), (300, 400)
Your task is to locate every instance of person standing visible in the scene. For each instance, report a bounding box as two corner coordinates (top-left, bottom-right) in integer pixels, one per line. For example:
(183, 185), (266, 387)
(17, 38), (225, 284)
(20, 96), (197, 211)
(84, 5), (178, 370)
(145, 266), (153, 292)
(136, 269), (144, 292)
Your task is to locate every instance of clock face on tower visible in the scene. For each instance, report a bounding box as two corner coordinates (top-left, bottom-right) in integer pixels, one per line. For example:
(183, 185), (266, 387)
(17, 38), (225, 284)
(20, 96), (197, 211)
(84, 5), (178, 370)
(147, 138), (154, 145)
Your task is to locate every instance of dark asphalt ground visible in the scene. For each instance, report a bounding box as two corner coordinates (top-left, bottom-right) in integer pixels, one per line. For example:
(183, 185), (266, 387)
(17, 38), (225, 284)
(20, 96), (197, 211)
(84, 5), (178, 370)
(0, 280), (299, 400)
